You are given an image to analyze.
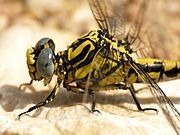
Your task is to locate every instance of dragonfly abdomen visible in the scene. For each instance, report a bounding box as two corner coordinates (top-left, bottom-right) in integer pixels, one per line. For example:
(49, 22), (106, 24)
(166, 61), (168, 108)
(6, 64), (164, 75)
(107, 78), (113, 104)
(128, 58), (180, 83)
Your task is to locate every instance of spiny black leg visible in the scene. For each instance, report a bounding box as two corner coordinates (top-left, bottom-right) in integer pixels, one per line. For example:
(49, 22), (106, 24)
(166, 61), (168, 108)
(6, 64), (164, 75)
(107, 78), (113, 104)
(17, 101), (46, 119)
(17, 84), (59, 119)
(129, 85), (158, 113)
(19, 80), (33, 89)
(89, 90), (101, 114)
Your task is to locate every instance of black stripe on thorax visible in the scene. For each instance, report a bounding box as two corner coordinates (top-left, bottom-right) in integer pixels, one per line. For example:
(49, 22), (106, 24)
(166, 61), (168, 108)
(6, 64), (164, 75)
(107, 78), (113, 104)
(69, 44), (91, 65)
(70, 38), (90, 51)
(68, 38), (100, 76)
(75, 48), (98, 71)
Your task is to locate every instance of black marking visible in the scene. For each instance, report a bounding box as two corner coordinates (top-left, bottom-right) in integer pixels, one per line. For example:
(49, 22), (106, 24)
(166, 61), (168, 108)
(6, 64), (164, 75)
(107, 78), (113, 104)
(141, 63), (163, 73)
(75, 49), (98, 71)
(89, 31), (96, 36)
(164, 64), (180, 78)
(128, 62), (164, 82)
(69, 44), (91, 65)
(48, 39), (55, 52)
(70, 38), (90, 51)
(70, 31), (99, 51)
(89, 53), (122, 83)
(105, 63), (121, 76)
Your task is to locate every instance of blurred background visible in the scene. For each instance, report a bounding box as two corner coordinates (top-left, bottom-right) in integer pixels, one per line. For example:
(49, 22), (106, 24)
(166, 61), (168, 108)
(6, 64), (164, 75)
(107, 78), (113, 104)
(0, 0), (179, 54)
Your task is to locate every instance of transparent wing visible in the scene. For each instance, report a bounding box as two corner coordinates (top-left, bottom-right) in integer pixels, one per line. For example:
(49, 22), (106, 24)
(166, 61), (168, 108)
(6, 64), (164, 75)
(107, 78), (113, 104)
(88, 0), (150, 57)
(88, 0), (125, 37)
(120, 0), (150, 58)
(126, 54), (180, 134)
(125, 0), (147, 45)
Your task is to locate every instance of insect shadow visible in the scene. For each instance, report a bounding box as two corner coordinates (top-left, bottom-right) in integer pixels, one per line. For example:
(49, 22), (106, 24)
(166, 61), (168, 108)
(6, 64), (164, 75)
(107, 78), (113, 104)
(0, 84), (180, 115)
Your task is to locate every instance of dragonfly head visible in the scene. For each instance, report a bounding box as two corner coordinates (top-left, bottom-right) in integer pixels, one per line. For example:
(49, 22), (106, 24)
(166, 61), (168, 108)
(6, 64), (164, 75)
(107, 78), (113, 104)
(26, 38), (56, 85)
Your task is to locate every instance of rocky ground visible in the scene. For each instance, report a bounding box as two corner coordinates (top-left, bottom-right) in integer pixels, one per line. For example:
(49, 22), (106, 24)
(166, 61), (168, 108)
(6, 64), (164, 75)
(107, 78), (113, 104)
(0, 0), (180, 135)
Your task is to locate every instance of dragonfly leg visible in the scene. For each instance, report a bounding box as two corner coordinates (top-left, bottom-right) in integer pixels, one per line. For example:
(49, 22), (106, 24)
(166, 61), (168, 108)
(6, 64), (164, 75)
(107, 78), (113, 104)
(19, 80), (33, 89)
(17, 83), (60, 119)
(129, 84), (158, 112)
(64, 85), (85, 94)
(89, 90), (101, 114)
(64, 84), (101, 114)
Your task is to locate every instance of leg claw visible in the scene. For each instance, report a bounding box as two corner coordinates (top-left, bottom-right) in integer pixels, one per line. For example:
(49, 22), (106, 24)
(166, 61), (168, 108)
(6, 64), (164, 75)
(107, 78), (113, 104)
(91, 109), (102, 115)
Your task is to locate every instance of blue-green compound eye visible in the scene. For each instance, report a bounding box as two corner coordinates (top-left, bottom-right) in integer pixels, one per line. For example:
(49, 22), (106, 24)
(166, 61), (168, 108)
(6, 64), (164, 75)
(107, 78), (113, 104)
(35, 38), (55, 55)
(36, 48), (54, 78)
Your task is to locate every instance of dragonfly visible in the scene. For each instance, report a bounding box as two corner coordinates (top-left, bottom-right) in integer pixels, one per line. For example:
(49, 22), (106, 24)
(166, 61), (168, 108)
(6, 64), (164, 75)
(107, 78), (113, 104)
(18, 0), (180, 134)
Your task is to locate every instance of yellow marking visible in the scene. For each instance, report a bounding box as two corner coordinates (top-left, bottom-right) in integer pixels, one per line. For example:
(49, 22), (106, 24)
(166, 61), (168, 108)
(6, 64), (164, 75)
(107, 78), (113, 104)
(26, 48), (35, 64)
(135, 58), (162, 64)
(75, 64), (91, 79)
(59, 58), (63, 65)
(26, 47), (34, 55)
(135, 58), (180, 81)
(68, 40), (95, 67)
(28, 54), (35, 59)
(128, 73), (137, 83)
(44, 43), (49, 48)
(118, 46), (127, 53)
(148, 72), (161, 81)
(54, 62), (58, 71)
(27, 57), (35, 65)
(164, 60), (177, 72)
(177, 61), (180, 69)
(88, 31), (97, 36)
(54, 84), (59, 96)
(28, 64), (35, 72)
